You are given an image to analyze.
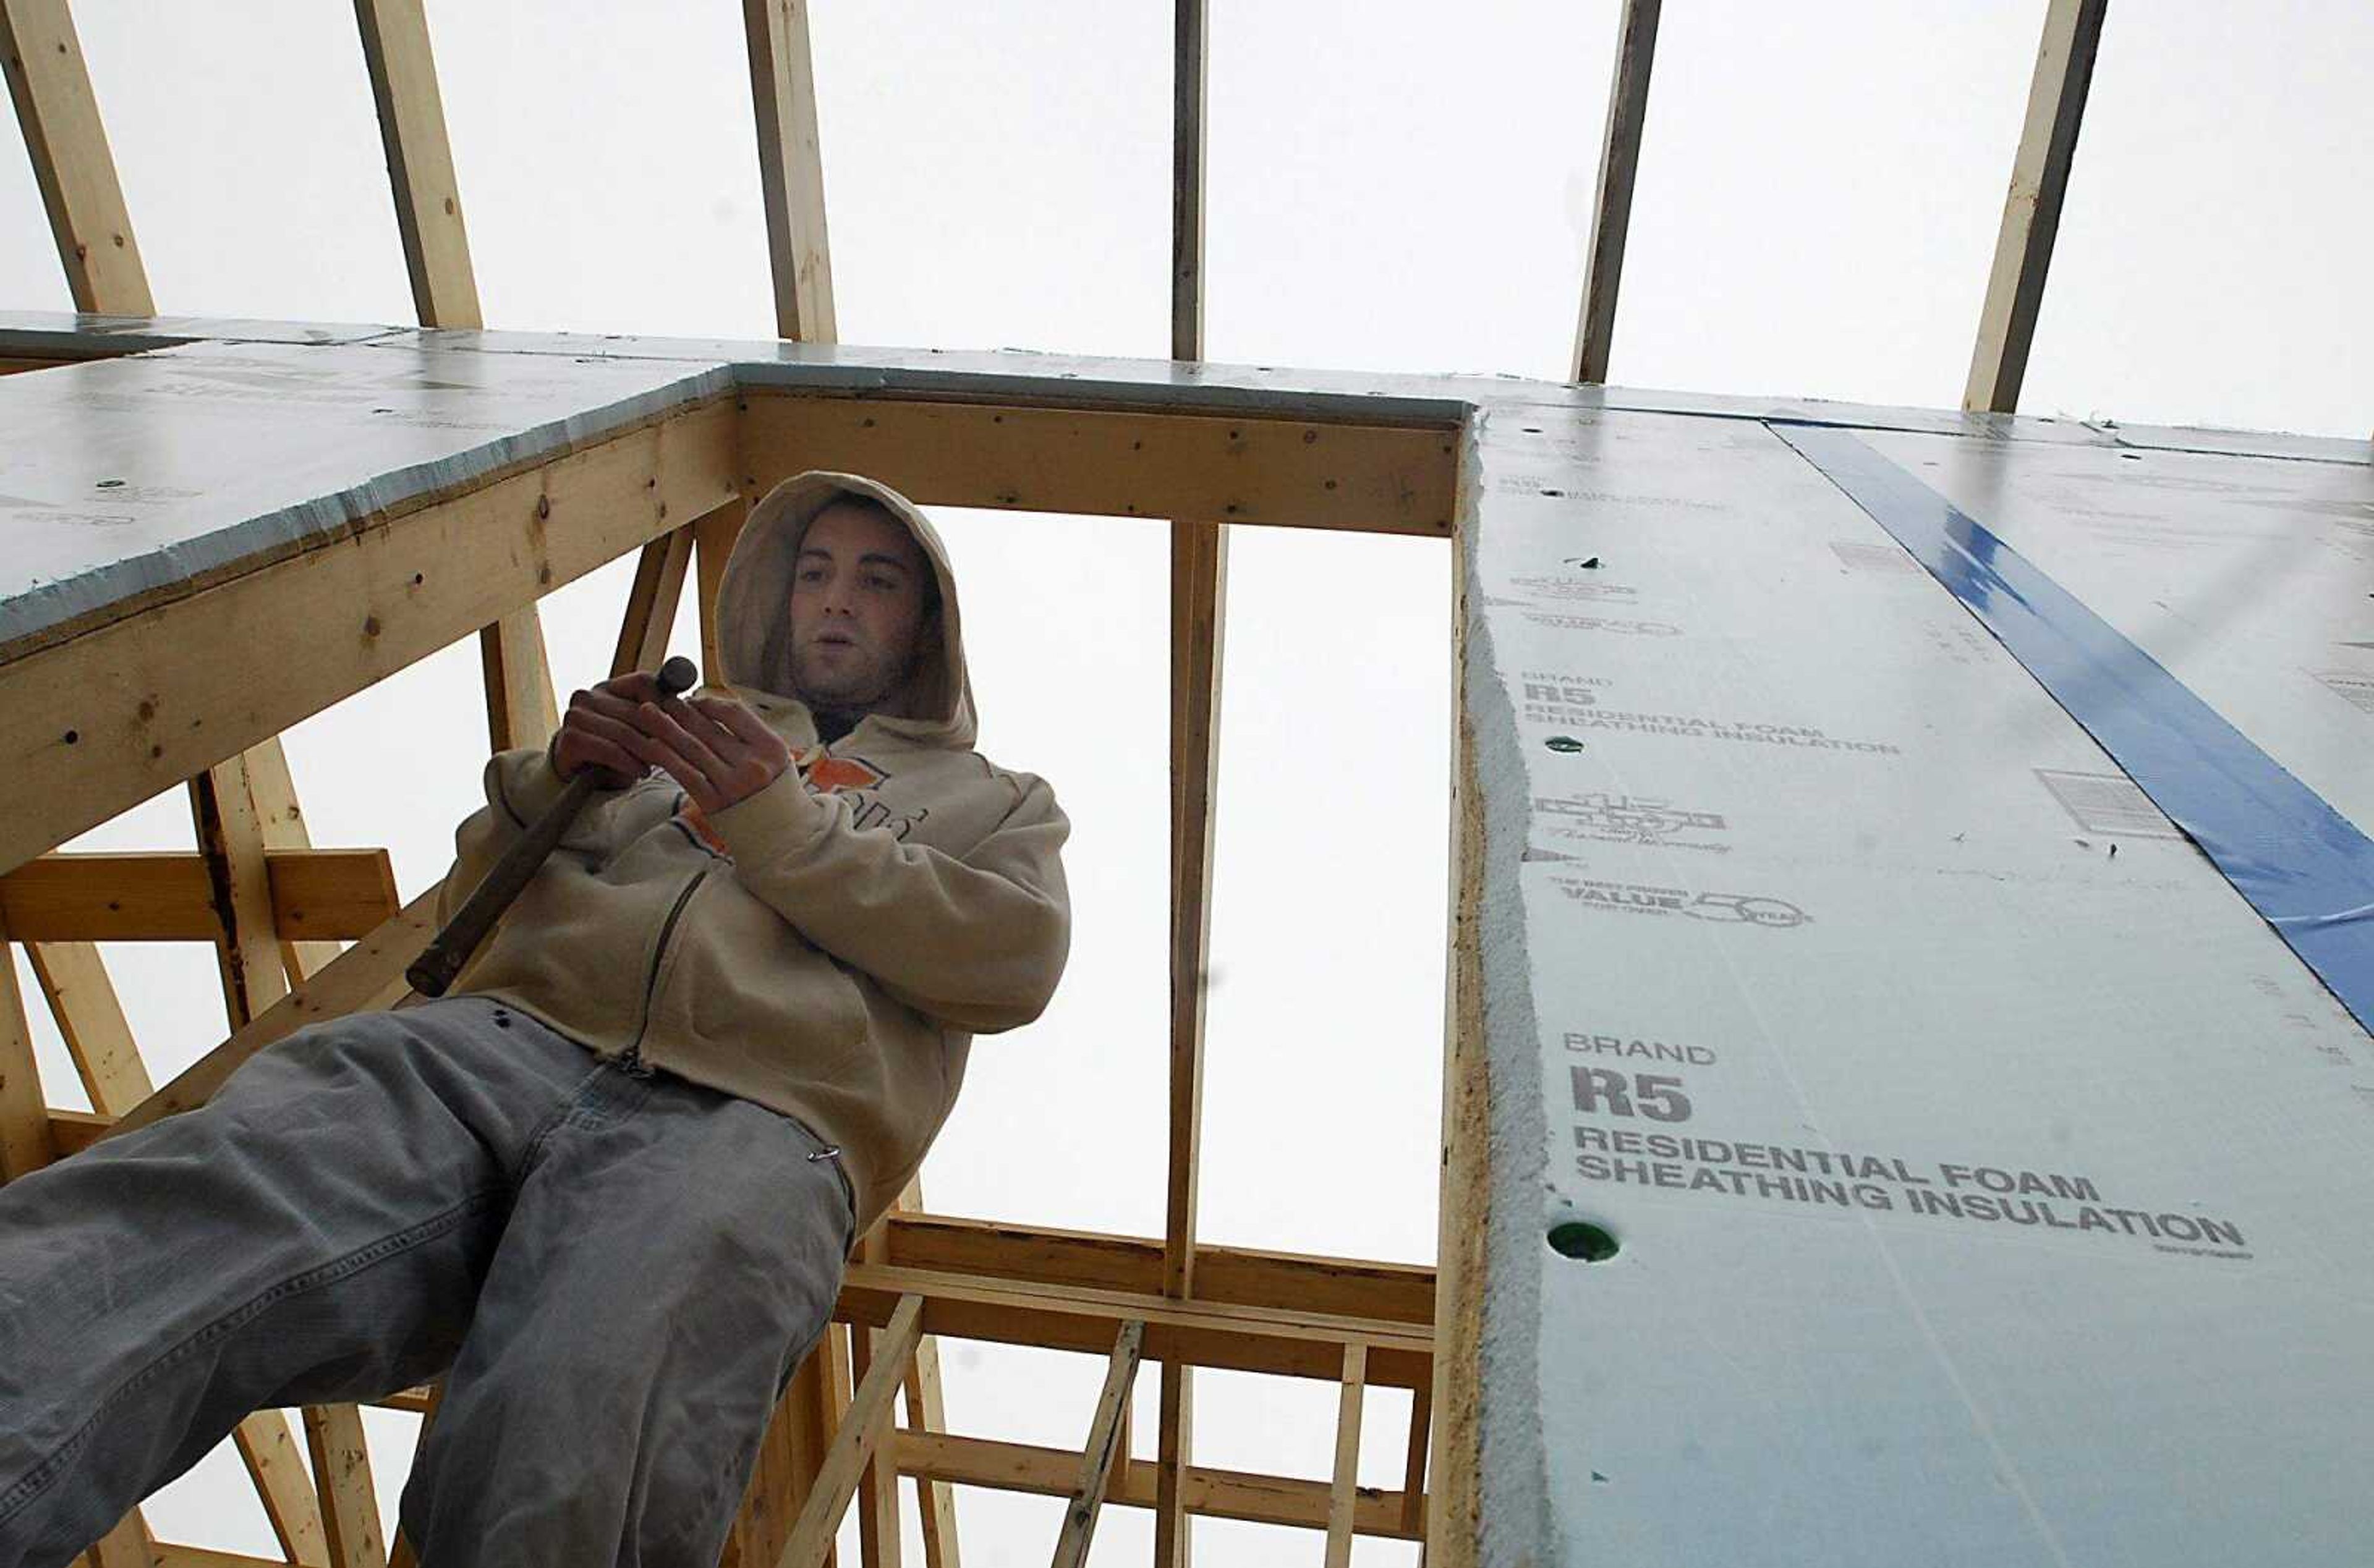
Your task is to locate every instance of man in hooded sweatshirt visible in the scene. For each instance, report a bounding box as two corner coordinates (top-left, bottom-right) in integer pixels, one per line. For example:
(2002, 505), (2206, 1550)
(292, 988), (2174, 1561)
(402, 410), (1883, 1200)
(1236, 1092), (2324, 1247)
(0, 472), (1073, 1568)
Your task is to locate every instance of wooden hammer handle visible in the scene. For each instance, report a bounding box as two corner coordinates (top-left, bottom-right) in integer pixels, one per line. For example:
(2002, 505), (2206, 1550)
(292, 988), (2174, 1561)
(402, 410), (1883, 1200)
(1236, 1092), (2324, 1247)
(406, 770), (598, 998)
(407, 656), (698, 998)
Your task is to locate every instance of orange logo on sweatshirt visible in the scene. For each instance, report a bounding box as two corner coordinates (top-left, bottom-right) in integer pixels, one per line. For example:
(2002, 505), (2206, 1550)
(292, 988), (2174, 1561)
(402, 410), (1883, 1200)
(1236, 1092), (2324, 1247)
(806, 754), (885, 794)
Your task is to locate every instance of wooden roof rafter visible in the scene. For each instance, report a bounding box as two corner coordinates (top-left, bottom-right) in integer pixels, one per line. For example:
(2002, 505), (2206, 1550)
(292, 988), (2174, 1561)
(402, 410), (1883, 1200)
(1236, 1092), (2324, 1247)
(1162, 4), (1220, 1562)
(1965, 0), (2109, 413)
(1570, 0), (1661, 385)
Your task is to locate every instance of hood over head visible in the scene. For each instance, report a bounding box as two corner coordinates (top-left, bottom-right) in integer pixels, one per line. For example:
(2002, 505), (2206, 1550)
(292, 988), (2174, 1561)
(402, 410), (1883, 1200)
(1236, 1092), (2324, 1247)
(712, 470), (976, 748)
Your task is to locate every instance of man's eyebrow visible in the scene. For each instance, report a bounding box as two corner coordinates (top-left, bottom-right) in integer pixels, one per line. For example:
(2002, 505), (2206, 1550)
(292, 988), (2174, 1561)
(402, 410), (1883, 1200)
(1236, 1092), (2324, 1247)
(797, 545), (916, 575)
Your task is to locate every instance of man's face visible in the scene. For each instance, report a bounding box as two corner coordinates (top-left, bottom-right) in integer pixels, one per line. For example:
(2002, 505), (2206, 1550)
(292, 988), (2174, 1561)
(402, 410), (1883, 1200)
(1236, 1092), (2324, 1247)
(786, 499), (932, 713)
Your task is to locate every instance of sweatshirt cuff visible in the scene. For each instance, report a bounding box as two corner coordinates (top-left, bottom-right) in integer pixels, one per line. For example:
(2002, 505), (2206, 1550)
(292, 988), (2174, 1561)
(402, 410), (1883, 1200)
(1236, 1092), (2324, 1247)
(495, 745), (577, 826)
(708, 765), (833, 865)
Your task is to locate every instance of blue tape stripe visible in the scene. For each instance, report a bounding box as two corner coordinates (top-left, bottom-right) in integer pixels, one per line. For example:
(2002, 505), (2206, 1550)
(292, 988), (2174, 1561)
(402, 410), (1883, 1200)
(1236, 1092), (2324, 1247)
(1774, 422), (2374, 1033)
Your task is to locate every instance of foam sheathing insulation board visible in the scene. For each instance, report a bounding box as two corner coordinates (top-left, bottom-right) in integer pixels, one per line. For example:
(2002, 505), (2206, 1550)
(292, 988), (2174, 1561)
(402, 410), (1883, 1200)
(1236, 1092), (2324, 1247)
(1466, 407), (2373, 1565)
(2, 316), (2370, 1563)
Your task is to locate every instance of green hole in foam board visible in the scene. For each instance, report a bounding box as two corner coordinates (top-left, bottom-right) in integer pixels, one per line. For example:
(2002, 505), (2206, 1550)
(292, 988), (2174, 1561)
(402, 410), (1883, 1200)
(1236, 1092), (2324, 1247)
(1547, 1220), (1619, 1262)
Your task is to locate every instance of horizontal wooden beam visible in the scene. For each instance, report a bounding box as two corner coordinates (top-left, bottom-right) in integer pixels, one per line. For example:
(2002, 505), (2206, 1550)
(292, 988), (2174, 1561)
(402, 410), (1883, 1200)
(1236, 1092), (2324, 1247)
(838, 1263), (1431, 1391)
(739, 391), (1458, 537)
(882, 1213), (1433, 1327)
(0, 848), (396, 941)
(895, 1430), (1423, 1542)
(0, 397), (738, 873)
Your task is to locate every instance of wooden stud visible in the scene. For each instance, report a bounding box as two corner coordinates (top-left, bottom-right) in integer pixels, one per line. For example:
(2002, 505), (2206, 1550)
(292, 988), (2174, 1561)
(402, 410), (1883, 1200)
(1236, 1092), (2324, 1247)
(742, 0), (836, 344)
(102, 888), (435, 1142)
(1964, 0), (2109, 413)
(1431, 531), (1489, 1567)
(351, 0), (481, 331)
(851, 1323), (902, 1568)
(1, 941), (59, 1181)
(866, 1177), (961, 1568)
(694, 499), (750, 684)
(611, 525), (698, 680)
(479, 609), (560, 753)
(891, 1430), (1426, 1543)
(0, 397), (739, 874)
(1159, 517), (1228, 1568)
(26, 940), (145, 1109)
(1171, 0), (1207, 363)
(189, 755), (293, 1030)
(1400, 1376), (1432, 1537)
(0, 0), (153, 315)
(1155, 1362), (1194, 1568)
(1050, 1321), (1145, 1568)
(1324, 1342), (1369, 1567)
(79, 1510), (150, 1568)
(775, 1295), (923, 1568)
(239, 737), (346, 984)
(740, 394), (1460, 541)
(2, 849), (399, 944)
(233, 1411), (333, 1567)
(1570, 0), (1662, 384)
(302, 1403), (386, 1568)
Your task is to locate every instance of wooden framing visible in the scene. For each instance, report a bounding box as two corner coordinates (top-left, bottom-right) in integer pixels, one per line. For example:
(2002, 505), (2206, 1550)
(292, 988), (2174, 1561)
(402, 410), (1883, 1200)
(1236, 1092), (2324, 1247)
(739, 392), (1458, 538)
(352, 0), (480, 331)
(1324, 1342), (1369, 1567)
(352, 0), (569, 761)
(0, 0), (151, 315)
(779, 1296), (922, 1568)
(1569, 0), (1662, 385)
(1964, 0), (2108, 413)
(0, 364), (1466, 1562)
(894, 1430), (1424, 1543)
(0, 396), (739, 875)
(0, 0), (1495, 1548)
(1, 849), (397, 943)
(1162, 12), (1217, 1554)
(1050, 1321), (1145, 1567)
(1170, 0), (1207, 367)
(742, 0), (836, 343)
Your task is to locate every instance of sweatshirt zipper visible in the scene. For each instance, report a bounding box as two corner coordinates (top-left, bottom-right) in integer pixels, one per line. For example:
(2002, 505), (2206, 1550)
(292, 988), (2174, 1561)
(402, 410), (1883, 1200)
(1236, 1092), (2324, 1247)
(618, 865), (709, 1076)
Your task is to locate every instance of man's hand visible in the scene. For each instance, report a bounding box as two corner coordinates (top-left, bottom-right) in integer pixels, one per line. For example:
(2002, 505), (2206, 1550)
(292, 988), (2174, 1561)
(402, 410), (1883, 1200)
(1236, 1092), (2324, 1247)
(556, 673), (793, 812)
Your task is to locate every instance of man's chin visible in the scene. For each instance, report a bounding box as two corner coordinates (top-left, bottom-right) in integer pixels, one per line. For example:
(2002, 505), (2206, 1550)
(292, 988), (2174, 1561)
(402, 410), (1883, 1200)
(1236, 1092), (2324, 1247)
(789, 668), (877, 712)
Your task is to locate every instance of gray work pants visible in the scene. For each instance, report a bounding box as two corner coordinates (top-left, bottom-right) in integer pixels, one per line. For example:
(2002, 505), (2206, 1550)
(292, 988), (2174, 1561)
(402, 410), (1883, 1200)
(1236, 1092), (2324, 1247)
(0, 995), (856, 1568)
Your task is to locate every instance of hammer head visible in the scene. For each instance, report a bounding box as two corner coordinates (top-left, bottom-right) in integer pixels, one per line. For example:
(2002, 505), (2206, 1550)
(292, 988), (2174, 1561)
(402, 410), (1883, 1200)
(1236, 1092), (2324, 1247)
(658, 655), (700, 697)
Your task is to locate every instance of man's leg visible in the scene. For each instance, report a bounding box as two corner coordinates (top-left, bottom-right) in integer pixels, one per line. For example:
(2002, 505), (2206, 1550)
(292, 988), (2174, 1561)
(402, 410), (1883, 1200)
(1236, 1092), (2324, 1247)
(0, 996), (592, 1568)
(402, 1051), (856, 1568)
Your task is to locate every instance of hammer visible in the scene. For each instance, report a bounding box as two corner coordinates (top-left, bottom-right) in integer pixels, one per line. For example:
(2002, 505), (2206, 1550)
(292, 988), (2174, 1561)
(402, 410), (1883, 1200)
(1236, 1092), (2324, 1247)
(407, 655), (700, 998)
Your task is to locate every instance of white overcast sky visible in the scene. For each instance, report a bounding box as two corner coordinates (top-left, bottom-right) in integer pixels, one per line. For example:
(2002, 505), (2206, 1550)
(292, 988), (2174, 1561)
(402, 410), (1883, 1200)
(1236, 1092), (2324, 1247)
(4, 2), (2368, 1562)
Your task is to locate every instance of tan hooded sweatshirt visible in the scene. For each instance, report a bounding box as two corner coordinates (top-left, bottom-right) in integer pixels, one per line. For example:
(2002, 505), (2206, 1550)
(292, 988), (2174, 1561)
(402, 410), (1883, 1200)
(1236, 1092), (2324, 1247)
(434, 471), (1072, 1229)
